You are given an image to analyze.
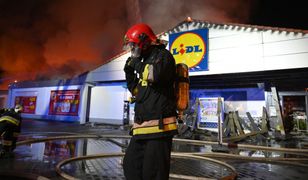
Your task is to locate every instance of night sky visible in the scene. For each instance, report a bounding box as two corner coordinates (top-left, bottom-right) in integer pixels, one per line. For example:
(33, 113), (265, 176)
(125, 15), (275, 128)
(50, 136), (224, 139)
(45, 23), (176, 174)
(0, 0), (307, 90)
(251, 0), (308, 30)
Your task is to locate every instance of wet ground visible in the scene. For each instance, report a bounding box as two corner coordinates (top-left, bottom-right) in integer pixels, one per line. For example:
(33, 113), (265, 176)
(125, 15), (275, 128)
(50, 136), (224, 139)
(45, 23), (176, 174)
(0, 119), (308, 179)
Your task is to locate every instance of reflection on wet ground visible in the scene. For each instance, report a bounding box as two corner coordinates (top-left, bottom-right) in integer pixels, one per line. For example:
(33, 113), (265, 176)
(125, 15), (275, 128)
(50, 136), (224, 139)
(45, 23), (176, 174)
(1, 134), (306, 180)
(1, 119), (308, 179)
(3, 137), (127, 179)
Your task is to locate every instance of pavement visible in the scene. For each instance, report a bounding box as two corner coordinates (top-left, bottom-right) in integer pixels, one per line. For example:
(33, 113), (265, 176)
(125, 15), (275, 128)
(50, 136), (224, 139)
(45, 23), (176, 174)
(0, 119), (308, 180)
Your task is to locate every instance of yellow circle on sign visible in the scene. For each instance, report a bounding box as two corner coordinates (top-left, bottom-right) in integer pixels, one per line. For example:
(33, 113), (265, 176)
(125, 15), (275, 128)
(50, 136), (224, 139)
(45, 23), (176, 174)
(170, 32), (205, 68)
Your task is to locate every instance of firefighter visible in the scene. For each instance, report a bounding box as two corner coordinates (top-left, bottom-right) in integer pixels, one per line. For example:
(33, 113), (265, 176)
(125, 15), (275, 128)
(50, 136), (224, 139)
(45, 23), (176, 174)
(123, 23), (178, 180)
(0, 104), (23, 158)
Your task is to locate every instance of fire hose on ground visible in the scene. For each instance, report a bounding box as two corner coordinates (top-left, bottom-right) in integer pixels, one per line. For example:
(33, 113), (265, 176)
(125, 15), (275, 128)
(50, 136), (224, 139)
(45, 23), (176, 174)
(17, 134), (308, 154)
(15, 134), (308, 179)
(55, 152), (237, 180)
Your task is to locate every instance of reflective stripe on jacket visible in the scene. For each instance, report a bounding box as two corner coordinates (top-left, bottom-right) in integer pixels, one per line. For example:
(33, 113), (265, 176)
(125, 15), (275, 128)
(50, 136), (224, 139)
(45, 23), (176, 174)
(132, 116), (177, 135)
(0, 116), (20, 126)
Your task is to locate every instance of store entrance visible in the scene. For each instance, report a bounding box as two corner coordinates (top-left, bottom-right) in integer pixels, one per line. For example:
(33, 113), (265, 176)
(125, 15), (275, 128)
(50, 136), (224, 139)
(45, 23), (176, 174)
(282, 95), (307, 131)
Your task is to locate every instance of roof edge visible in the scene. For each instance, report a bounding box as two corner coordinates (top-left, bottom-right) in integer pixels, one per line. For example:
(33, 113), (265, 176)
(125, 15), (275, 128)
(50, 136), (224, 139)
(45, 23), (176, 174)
(165, 17), (308, 35)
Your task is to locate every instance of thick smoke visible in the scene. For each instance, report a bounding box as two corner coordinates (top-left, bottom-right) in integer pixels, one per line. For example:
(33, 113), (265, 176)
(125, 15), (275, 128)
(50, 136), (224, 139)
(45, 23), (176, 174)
(0, 0), (258, 90)
(0, 0), (129, 89)
(139, 0), (258, 33)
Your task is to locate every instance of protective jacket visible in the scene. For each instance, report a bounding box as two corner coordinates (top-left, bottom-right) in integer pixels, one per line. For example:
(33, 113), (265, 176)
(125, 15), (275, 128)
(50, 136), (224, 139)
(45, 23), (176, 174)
(124, 45), (178, 139)
(0, 108), (22, 127)
(0, 108), (22, 153)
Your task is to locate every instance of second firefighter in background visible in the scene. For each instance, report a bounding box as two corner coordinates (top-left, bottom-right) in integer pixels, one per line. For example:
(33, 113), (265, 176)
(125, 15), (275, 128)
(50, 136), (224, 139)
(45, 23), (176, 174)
(0, 104), (23, 158)
(123, 23), (178, 180)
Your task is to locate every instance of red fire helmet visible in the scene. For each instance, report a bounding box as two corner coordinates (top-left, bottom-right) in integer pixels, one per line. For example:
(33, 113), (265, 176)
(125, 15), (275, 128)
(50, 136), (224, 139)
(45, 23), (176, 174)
(124, 23), (157, 49)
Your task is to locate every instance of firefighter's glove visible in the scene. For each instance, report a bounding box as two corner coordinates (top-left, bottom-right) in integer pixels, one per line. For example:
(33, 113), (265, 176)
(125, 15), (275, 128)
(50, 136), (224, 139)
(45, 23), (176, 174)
(124, 58), (134, 74)
(128, 57), (142, 72)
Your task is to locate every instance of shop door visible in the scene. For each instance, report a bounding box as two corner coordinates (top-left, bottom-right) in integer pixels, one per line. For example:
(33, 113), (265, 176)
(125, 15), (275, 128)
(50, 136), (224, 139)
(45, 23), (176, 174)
(283, 96), (307, 131)
(89, 85), (126, 124)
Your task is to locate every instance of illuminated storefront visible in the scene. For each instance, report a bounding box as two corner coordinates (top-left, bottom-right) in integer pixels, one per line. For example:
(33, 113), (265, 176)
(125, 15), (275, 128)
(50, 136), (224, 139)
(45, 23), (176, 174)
(7, 19), (308, 129)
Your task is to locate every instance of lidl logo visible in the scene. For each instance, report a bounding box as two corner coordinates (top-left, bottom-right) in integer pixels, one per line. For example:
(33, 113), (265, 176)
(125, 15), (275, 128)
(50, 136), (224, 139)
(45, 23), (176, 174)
(169, 29), (208, 71)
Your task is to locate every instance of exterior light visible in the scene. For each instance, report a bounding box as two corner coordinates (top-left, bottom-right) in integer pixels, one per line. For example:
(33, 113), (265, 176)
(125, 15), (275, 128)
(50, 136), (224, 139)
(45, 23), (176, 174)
(186, 17), (193, 22)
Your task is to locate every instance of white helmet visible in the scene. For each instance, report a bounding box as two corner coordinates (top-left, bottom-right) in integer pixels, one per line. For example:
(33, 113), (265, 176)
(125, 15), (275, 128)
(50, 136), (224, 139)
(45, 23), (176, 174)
(14, 104), (23, 113)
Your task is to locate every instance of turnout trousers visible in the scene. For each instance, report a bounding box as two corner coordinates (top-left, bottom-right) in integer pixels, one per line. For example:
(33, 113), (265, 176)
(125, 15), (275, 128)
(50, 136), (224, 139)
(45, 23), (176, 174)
(123, 136), (173, 180)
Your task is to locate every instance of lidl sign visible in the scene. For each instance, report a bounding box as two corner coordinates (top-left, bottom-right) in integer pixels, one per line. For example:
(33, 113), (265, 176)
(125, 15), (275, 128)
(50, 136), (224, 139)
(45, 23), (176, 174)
(169, 29), (208, 71)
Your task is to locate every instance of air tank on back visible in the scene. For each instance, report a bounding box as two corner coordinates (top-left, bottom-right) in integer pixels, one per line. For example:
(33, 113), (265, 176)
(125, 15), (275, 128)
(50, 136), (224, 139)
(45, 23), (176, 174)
(175, 63), (189, 122)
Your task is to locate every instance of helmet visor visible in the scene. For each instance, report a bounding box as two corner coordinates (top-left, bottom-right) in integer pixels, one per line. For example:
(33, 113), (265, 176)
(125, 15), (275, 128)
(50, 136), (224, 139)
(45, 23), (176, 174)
(123, 41), (136, 51)
(123, 42), (141, 58)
